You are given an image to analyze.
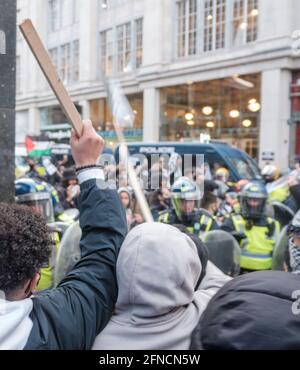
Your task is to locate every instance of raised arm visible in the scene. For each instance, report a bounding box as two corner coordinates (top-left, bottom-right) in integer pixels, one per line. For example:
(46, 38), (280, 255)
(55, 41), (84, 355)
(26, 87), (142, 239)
(26, 121), (127, 350)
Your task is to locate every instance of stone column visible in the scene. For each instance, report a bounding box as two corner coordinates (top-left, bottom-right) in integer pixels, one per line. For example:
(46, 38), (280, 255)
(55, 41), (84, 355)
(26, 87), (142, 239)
(0, 0), (16, 203)
(143, 87), (160, 142)
(259, 69), (291, 171)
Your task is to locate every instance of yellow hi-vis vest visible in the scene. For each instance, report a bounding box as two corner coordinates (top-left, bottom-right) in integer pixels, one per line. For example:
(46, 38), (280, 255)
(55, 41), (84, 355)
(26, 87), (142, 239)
(158, 211), (214, 234)
(231, 214), (280, 271)
(38, 231), (60, 291)
(268, 185), (290, 203)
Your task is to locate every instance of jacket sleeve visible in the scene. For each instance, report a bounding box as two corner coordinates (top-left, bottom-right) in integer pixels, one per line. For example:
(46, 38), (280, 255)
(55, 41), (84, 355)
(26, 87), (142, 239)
(193, 262), (231, 319)
(25, 178), (127, 350)
(220, 216), (235, 233)
(290, 184), (300, 209)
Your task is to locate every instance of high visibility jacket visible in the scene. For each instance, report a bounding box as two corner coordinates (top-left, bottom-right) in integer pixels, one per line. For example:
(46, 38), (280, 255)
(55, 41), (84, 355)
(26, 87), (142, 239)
(57, 212), (74, 224)
(268, 185), (290, 203)
(231, 214), (280, 271)
(38, 231), (60, 291)
(158, 209), (217, 235)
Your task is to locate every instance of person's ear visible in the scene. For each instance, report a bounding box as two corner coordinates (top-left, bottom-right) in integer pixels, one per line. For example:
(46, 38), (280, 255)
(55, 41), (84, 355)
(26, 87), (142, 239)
(28, 272), (41, 294)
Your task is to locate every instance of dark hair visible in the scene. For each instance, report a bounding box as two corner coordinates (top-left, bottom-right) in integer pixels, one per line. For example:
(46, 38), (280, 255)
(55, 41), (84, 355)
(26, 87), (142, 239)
(201, 192), (218, 210)
(149, 189), (164, 207)
(0, 203), (53, 294)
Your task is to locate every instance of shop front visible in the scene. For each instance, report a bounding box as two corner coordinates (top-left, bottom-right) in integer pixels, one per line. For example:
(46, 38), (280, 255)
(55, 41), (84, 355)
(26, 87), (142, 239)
(39, 105), (82, 143)
(89, 92), (143, 148)
(160, 73), (261, 160)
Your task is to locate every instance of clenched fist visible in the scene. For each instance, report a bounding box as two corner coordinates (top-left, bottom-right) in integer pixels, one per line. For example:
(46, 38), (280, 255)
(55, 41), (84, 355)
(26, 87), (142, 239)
(70, 120), (104, 167)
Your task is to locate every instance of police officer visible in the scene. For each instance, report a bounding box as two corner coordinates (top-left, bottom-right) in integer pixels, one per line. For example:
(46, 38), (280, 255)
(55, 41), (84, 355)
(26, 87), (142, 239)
(263, 164), (298, 215)
(18, 177), (74, 223)
(222, 181), (280, 273)
(158, 177), (219, 235)
(15, 178), (63, 290)
(261, 164), (280, 184)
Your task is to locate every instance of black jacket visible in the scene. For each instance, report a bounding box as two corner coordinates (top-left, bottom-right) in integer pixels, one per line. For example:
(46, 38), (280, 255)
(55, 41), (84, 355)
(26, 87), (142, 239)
(190, 271), (300, 350)
(24, 178), (127, 349)
(289, 184), (300, 210)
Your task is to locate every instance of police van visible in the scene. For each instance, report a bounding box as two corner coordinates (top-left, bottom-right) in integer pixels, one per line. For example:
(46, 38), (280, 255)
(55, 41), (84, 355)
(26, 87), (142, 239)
(115, 141), (261, 183)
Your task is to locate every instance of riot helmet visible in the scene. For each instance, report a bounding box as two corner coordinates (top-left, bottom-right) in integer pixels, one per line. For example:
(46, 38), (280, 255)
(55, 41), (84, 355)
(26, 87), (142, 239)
(261, 164), (280, 183)
(15, 178), (55, 223)
(239, 181), (268, 220)
(171, 177), (201, 223)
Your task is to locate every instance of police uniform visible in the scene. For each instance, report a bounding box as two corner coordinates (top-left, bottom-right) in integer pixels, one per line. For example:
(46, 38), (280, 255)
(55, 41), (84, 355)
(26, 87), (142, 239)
(158, 208), (219, 235)
(222, 214), (280, 271)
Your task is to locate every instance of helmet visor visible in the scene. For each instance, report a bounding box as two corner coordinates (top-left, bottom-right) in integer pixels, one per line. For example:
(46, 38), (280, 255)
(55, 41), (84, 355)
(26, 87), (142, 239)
(172, 197), (199, 222)
(240, 196), (266, 219)
(16, 193), (54, 224)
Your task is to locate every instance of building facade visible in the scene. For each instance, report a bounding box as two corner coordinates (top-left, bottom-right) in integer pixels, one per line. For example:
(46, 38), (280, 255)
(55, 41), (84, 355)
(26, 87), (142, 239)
(16, 0), (300, 170)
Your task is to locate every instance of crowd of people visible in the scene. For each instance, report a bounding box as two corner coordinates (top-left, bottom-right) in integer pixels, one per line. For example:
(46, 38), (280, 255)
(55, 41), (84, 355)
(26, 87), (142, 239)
(1, 120), (300, 349)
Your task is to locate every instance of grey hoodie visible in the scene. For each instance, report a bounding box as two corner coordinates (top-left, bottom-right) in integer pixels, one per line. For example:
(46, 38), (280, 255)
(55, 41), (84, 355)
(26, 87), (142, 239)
(93, 223), (231, 350)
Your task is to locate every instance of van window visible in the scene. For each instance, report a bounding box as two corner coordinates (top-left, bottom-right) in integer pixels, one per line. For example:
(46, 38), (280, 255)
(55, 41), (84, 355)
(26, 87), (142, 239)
(226, 155), (258, 180)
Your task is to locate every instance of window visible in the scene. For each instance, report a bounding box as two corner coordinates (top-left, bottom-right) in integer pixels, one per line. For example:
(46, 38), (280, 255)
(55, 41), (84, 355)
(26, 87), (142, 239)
(135, 18), (143, 68)
(62, 0), (74, 28)
(204, 0), (226, 52)
(73, 40), (80, 81)
(49, 41), (79, 84)
(49, 0), (78, 32)
(100, 18), (143, 75)
(101, 29), (113, 76)
(233, 0), (258, 46)
(176, 0), (197, 57)
(117, 23), (131, 73)
(175, 0), (258, 58)
(49, 0), (60, 32)
(60, 44), (71, 83)
(49, 48), (58, 70)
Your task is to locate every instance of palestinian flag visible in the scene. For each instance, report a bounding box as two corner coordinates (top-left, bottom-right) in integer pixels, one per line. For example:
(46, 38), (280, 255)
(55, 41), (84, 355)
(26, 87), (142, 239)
(25, 136), (51, 157)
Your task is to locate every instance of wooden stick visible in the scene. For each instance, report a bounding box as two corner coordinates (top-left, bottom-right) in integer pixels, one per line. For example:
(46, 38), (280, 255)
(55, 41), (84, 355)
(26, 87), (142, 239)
(19, 19), (83, 137)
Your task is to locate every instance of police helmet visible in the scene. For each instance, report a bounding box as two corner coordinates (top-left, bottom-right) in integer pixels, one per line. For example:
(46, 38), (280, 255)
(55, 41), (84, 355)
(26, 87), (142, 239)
(239, 181), (268, 220)
(15, 178), (54, 223)
(261, 164), (280, 183)
(171, 177), (201, 222)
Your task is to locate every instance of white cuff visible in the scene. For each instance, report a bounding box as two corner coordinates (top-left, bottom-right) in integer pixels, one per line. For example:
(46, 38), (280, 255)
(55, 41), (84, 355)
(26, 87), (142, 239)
(77, 168), (105, 185)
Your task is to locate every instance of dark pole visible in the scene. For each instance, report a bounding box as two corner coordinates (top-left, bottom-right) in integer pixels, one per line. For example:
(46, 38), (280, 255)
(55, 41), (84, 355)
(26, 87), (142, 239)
(0, 0), (16, 203)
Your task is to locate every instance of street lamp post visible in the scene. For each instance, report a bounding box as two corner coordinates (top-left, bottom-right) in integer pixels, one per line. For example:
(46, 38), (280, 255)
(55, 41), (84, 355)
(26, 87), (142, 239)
(0, 0), (16, 203)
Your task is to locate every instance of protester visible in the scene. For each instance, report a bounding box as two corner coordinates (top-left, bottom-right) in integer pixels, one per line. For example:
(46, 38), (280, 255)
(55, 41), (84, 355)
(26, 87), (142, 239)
(149, 187), (170, 220)
(190, 271), (300, 350)
(287, 210), (300, 274)
(61, 167), (80, 209)
(0, 120), (127, 350)
(92, 222), (230, 350)
(118, 187), (133, 226)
